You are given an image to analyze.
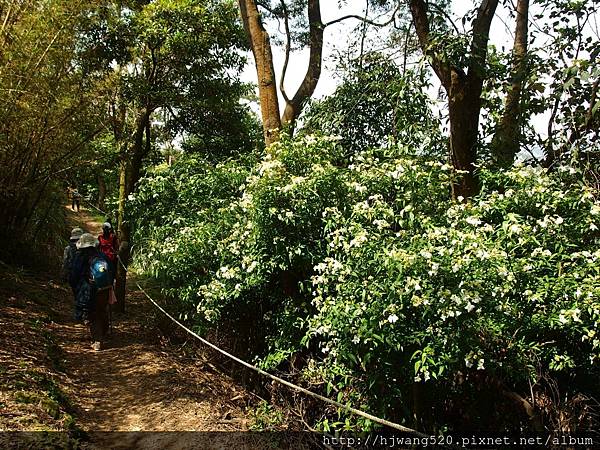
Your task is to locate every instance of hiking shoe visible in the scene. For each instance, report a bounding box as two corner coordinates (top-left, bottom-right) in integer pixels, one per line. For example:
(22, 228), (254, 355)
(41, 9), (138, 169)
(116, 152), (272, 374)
(91, 342), (102, 351)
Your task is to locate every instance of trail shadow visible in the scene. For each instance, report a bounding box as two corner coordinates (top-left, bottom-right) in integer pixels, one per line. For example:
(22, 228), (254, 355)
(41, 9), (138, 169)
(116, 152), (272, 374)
(55, 207), (250, 433)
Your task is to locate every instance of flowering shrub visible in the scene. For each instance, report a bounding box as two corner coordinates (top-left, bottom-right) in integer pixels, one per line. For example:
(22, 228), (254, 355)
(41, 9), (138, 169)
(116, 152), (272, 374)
(129, 155), (255, 314)
(305, 162), (599, 429)
(131, 136), (599, 432)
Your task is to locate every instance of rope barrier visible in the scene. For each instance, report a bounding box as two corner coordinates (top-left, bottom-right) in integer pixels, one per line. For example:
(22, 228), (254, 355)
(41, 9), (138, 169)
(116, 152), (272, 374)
(115, 255), (428, 437)
(81, 199), (108, 216)
(71, 204), (431, 437)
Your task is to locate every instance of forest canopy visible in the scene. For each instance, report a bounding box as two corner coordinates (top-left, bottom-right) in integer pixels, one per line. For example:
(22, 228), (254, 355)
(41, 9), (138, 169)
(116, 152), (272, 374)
(0, 0), (598, 437)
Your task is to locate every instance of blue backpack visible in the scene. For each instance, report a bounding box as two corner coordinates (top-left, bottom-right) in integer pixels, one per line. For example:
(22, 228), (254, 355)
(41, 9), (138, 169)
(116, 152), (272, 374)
(90, 256), (112, 290)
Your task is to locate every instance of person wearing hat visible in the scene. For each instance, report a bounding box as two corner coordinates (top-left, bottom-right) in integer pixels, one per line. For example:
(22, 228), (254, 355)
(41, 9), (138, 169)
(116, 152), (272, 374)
(62, 228), (84, 282)
(98, 222), (118, 276)
(69, 233), (110, 351)
(71, 188), (82, 212)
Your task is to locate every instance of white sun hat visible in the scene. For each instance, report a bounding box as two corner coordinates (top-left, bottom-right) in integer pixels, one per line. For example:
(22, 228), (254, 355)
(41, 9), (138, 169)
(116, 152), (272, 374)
(70, 227), (84, 241)
(76, 233), (99, 249)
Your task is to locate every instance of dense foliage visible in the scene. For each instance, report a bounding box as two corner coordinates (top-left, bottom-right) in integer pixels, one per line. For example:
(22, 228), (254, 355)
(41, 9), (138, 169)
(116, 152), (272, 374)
(0, 0), (255, 264)
(75, 0), (257, 207)
(131, 134), (599, 432)
(301, 57), (445, 156)
(0, 0), (106, 261)
(3, 0), (599, 436)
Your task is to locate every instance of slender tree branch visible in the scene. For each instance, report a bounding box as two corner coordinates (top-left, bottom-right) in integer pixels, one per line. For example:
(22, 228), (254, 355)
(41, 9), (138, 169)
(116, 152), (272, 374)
(166, 105), (186, 131)
(408, 0), (451, 88)
(324, 3), (400, 29)
(281, 0), (324, 129)
(403, 21), (413, 73)
(0, 3), (12, 40)
(39, 127), (105, 181)
(523, 143), (541, 165)
(279, 0), (291, 104)
(429, 3), (461, 35)
(358, 0), (369, 70)
(544, 96), (561, 167)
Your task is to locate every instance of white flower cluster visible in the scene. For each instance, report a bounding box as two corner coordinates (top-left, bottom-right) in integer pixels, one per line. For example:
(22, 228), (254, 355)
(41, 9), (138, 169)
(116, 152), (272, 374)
(464, 351), (485, 370)
(258, 157), (284, 176)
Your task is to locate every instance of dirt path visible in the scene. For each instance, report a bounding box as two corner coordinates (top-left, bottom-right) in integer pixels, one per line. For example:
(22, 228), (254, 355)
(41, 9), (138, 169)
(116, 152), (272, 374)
(56, 207), (250, 441)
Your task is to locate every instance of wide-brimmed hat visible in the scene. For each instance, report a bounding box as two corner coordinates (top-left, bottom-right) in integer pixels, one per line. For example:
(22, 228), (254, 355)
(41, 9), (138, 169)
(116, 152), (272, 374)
(70, 227), (84, 241)
(76, 233), (98, 249)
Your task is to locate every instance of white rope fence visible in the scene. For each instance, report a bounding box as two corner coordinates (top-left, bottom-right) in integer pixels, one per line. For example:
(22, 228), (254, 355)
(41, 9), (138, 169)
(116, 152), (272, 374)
(76, 201), (431, 437)
(116, 255), (428, 437)
(81, 198), (108, 216)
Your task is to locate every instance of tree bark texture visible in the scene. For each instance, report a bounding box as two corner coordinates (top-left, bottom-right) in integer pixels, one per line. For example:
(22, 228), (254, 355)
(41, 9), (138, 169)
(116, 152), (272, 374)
(491, 0), (529, 168)
(409, 0), (499, 198)
(280, 0), (324, 130)
(114, 109), (151, 310)
(115, 153), (129, 312)
(448, 74), (482, 198)
(238, 0), (281, 146)
(97, 173), (106, 212)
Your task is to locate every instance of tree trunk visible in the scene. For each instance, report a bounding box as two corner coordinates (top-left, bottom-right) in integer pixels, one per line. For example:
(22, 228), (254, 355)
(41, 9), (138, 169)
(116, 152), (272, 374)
(128, 110), (150, 193)
(491, 0), (529, 167)
(115, 153), (129, 312)
(114, 109), (151, 311)
(280, 0), (324, 130)
(97, 173), (106, 212)
(238, 0), (281, 145)
(448, 74), (481, 198)
(408, 0), (498, 198)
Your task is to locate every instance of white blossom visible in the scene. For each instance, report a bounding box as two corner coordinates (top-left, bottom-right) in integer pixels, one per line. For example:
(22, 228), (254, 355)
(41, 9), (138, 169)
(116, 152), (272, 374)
(246, 261), (258, 273)
(509, 224), (522, 234)
(466, 216), (482, 226)
(373, 219), (390, 229)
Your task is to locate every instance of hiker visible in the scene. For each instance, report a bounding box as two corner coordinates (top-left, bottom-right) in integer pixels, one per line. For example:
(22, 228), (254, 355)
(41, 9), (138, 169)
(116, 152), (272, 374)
(71, 188), (81, 212)
(62, 227), (84, 283)
(98, 222), (118, 277)
(69, 233), (112, 351)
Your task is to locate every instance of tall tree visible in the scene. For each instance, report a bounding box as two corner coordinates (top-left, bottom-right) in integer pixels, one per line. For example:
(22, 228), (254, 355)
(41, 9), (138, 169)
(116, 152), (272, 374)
(490, 0), (530, 167)
(238, 0), (399, 145)
(81, 0), (248, 306)
(408, 0), (499, 198)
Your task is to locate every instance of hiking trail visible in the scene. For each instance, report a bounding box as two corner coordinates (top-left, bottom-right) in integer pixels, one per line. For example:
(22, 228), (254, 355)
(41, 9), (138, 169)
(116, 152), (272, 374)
(56, 206), (250, 443)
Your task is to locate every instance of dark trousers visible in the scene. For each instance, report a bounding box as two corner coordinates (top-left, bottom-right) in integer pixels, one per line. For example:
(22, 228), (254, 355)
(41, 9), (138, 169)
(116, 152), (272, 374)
(72, 198), (80, 211)
(90, 289), (109, 342)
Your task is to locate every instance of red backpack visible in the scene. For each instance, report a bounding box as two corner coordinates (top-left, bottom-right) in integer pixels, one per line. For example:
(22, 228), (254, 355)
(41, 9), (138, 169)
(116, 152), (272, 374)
(98, 232), (118, 263)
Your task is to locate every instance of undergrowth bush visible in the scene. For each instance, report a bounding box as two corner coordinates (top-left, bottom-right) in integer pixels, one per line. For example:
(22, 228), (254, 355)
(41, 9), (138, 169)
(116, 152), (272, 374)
(130, 135), (599, 433)
(0, 181), (67, 271)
